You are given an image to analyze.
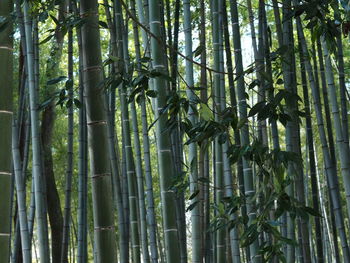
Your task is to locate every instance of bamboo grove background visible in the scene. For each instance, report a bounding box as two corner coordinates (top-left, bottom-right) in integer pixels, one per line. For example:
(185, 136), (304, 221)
(1, 0), (350, 262)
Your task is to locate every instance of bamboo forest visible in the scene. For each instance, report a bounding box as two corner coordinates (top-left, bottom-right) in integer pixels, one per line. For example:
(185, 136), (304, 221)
(3, 0), (350, 262)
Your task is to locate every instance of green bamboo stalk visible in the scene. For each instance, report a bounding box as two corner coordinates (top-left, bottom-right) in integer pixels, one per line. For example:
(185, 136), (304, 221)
(198, 1), (212, 261)
(271, 0), (283, 47)
(121, 129), (131, 261)
(12, 119), (31, 263)
(79, 0), (118, 261)
(75, 13), (88, 262)
(0, 0), (13, 261)
(271, 1), (288, 243)
(40, 4), (66, 260)
(102, 2), (129, 262)
(246, 0), (258, 58)
(334, 2), (349, 147)
(182, 0), (201, 261)
(130, 1), (152, 261)
(114, 2), (142, 262)
(23, 2), (51, 261)
(256, 0), (268, 146)
(315, 37), (341, 263)
(261, 1), (279, 151)
(148, 0), (181, 262)
(281, 2), (297, 261)
(140, 95), (159, 263)
(61, 7), (74, 261)
(28, 156), (36, 243)
(221, 2), (241, 262)
(281, 3), (312, 261)
(129, 6), (159, 260)
(296, 16), (350, 262)
(321, 38), (350, 221)
(211, 0), (225, 261)
(229, 0), (260, 261)
(168, 0), (187, 260)
(297, 32), (324, 263)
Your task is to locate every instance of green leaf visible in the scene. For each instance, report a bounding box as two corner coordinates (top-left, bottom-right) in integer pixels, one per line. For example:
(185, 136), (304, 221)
(74, 99), (82, 108)
(276, 78), (284, 85)
(249, 101), (265, 117)
(193, 45), (204, 57)
(50, 15), (59, 25)
(40, 34), (54, 45)
(65, 79), (73, 90)
(99, 21), (108, 29)
(199, 103), (213, 121)
(186, 201), (199, 212)
(303, 206), (322, 217)
(189, 190), (200, 200)
(146, 90), (158, 98)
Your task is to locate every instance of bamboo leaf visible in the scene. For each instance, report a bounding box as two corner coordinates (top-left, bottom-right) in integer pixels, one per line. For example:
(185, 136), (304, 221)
(186, 201), (199, 212)
(189, 190), (200, 200)
(99, 21), (108, 29)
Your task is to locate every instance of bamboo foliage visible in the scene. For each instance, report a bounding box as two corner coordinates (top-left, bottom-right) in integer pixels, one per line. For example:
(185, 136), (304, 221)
(3, 0), (350, 262)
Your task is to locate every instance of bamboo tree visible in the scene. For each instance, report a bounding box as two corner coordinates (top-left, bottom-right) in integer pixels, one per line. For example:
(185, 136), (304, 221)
(229, 0), (260, 261)
(295, 14), (350, 262)
(198, 1), (212, 261)
(281, 1), (300, 261)
(182, 0), (201, 260)
(321, 38), (350, 220)
(148, 0), (181, 262)
(0, 0), (13, 261)
(114, 1), (142, 261)
(23, 2), (51, 261)
(61, 6), (74, 260)
(334, 2), (349, 147)
(75, 14), (88, 262)
(40, 4), (67, 261)
(79, 0), (118, 261)
(222, 1), (241, 261)
(298, 33), (323, 262)
(315, 37), (341, 263)
(12, 119), (31, 263)
(129, 2), (160, 256)
(211, 0), (225, 260)
(130, 1), (151, 261)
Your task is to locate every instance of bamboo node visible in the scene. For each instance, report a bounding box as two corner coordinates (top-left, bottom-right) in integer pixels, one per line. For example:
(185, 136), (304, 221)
(0, 172), (12, 176)
(0, 46), (13, 51)
(94, 225), (115, 231)
(80, 11), (99, 18)
(87, 120), (107, 126)
(91, 173), (111, 179)
(153, 64), (165, 68)
(164, 228), (177, 232)
(0, 110), (13, 114)
(83, 65), (102, 72)
(159, 149), (171, 153)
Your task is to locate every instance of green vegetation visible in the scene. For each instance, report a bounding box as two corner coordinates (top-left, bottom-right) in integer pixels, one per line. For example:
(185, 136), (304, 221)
(1, 0), (350, 262)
